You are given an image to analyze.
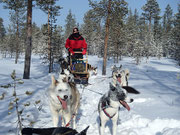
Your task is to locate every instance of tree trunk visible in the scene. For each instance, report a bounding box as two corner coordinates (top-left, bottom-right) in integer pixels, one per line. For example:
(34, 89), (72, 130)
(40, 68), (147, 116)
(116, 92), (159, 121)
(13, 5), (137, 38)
(23, 0), (32, 79)
(48, 9), (53, 73)
(102, 0), (111, 75)
(149, 14), (152, 32)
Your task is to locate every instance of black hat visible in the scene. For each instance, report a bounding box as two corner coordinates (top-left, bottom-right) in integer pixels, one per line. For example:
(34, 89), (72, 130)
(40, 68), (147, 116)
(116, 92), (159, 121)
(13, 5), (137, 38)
(73, 27), (79, 33)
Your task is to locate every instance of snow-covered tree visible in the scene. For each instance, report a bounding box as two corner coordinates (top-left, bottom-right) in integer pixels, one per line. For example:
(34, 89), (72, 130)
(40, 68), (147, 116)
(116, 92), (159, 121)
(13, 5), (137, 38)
(64, 10), (76, 39)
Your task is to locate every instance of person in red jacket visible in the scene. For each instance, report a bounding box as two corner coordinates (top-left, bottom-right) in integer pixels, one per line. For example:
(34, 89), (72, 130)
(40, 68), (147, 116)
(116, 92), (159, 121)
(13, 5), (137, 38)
(65, 27), (87, 60)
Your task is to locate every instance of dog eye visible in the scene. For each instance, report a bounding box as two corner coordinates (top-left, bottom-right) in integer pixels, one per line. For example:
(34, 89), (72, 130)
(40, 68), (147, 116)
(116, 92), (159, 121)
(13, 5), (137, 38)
(111, 88), (116, 91)
(58, 89), (62, 92)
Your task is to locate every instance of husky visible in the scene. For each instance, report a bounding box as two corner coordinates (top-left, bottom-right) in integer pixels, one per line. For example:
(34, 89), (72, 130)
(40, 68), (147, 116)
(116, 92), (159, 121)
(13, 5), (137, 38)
(21, 126), (89, 135)
(48, 74), (80, 129)
(98, 82), (139, 135)
(87, 63), (98, 76)
(111, 65), (129, 86)
(61, 68), (74, 83)
(59, 57), (69, 70)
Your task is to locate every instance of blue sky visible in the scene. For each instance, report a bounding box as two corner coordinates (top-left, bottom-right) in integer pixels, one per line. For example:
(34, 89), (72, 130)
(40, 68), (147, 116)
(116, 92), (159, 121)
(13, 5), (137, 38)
(0, 0), (179, 28)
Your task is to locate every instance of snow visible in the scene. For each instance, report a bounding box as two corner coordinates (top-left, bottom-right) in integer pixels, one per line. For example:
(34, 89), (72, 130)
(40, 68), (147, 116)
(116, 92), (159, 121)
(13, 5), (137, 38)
(0, 55), (180, 135)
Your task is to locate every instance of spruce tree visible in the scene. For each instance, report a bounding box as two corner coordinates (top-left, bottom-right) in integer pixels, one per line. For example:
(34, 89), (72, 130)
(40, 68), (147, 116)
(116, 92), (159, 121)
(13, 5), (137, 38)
(163, 4), (173, 33)
(64, 10), (76, 39)
(82, 10), (103, 55)
(162, 4), (174, 57)
(173, 4), (180, 65)
(0, 18), (6, 40)
(109, 0), (128, 62)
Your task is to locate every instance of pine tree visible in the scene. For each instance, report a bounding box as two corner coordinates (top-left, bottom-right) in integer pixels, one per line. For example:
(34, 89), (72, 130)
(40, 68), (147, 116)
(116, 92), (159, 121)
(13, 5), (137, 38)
(125, 9), (140, 57)
(0, 0), (26, 64)
(36, 0), (61, 73)
(0, 18), (6, 40)
(163, 4), (173, 33)
(162, 4), (174, 57)
(89, 0), (112, 75)
(103, 0), (111, 75)
(82, 10), (102, 55)
(64, 10), (76, 39)
(23, 0), (32, 79)
(173, 4), (180, 65)
(109, 0), (128, 62)
(142, 0), (160, 32)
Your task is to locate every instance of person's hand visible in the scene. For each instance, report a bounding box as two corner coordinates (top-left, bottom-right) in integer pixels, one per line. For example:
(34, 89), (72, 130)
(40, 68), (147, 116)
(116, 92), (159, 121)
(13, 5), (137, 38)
(82, 50), (86, 55)
(71, 51), (75, 55)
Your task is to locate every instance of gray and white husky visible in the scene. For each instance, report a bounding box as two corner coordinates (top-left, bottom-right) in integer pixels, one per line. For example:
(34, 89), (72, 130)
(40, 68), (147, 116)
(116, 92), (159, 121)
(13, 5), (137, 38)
(111, 65), (130, 86)
(98, 82), (139, 135)
(48, 74), (80, 129)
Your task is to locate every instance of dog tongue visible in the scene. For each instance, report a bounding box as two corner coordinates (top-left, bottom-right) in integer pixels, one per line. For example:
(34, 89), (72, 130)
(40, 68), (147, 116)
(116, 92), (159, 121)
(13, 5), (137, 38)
(57, 96), (67, 110)
(117, 77), (121, 83)
(120, 100), (130, 111)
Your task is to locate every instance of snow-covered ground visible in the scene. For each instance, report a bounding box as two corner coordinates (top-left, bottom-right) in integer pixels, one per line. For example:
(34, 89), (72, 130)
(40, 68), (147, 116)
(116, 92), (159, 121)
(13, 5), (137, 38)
(0, 55), (180, 135)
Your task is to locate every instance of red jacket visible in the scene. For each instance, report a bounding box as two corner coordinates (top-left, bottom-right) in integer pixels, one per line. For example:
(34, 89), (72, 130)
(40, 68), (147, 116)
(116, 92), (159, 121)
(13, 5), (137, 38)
(65, 33), (87, 55)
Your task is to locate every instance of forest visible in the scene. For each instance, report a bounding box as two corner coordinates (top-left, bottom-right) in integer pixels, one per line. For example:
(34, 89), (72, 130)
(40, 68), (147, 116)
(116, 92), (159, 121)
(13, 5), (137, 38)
(0, 0), (180, 77)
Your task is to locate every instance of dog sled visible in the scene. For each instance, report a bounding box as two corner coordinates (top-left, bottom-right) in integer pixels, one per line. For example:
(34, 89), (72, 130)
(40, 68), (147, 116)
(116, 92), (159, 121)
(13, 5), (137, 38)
(70, 52), (89, 85)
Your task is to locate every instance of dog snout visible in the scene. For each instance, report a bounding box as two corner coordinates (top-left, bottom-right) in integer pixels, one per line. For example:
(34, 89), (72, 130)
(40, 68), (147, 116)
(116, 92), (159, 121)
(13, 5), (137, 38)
(130, 99), (134, 102)
(64, 95), (68, 100)
(116, 74), (121, 78)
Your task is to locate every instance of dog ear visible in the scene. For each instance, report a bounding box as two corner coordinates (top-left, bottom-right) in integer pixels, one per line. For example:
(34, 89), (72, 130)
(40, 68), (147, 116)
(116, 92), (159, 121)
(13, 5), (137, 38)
(78, 126), (89, 135)
(125, 69), (130, 78)
(111, 65), (117, 71)
(110, 83), (116, 91)
(51, 75), (58, 86)
(122, 86), (140, 94)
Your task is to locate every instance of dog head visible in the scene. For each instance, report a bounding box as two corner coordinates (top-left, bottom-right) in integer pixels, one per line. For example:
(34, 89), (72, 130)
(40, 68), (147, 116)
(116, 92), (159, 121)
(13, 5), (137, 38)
(60, 69), (74, 83)
(112, 65), (129, 86)
(92, 67), (98, 75)
(87, 64), (98, 76)
(89, 67), (98, 76)
(109, 82), (133, 111)
(51, 75), (71, 110)
(59, 57), (69, 71)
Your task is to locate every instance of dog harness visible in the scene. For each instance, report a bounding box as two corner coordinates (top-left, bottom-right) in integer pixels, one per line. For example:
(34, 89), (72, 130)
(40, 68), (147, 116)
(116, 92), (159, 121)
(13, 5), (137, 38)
(101, 99), (116, 118)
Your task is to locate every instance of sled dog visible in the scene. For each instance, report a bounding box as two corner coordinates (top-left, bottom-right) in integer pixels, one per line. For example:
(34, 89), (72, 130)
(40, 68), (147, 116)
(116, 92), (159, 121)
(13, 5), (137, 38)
(48, 74), (80, 128)
(111, 65), (129, 86)
(98, 82), (139, 135)
(87, 63), (97, 76)
(59, 57), (69, 71)
(61, 68), (74, 83)
(22, 126), (89, 135)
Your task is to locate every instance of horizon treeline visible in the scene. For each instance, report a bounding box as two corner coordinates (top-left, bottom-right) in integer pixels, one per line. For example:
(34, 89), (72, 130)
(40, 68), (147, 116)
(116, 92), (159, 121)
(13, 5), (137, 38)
(0, 0), (180, 72)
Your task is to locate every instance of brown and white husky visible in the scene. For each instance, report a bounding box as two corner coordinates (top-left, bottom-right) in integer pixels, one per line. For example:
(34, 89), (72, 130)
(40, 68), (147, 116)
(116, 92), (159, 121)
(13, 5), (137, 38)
(48, 73), (80, 129)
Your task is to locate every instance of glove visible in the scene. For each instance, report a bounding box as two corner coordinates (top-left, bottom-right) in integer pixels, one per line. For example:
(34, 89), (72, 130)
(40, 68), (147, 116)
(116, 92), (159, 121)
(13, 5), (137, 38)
(82, 49), (86, 55)
(71, 51), (75, 55)
(68, 48), (74, 55)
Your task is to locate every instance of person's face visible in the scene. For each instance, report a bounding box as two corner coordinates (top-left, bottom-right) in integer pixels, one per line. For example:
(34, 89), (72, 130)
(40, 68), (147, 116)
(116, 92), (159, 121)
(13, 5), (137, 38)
(73, 28), (78, 33)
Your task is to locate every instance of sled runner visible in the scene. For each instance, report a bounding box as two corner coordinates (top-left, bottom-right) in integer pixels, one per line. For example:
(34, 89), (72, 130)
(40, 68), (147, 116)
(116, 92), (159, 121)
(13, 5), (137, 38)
(70, 52), (89, 85)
